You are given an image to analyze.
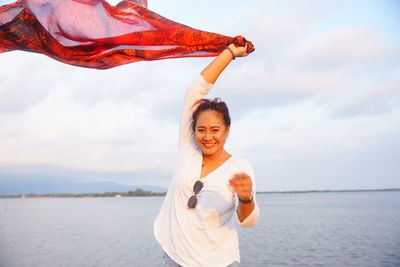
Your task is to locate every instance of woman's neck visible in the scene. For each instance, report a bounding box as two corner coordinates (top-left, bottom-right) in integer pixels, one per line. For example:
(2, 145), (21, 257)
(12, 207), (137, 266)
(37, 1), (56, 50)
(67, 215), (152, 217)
(202, 149), (230, 165)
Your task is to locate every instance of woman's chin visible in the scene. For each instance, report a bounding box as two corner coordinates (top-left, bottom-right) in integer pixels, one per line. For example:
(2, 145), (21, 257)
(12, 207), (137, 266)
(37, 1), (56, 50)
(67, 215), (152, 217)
(201, 147), (220, 157)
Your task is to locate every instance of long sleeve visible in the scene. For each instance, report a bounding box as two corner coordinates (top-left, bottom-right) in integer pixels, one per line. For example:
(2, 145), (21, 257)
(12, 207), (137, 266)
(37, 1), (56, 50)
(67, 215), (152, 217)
(155, 74), (258, 267)
(178, 75), (213, 154)
(237, 201), (260, 228)
(236, 160), (260, 228)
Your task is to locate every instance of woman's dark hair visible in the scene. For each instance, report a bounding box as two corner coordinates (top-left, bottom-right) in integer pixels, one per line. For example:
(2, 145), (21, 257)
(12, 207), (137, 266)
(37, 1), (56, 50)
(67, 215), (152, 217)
(192, 98), (231, 131)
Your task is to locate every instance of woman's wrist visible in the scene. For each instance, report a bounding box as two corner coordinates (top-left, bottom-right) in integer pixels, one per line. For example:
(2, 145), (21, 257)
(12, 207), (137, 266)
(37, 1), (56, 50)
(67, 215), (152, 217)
(226, 43), (248, 59)
(226, 46), (236, 60)
(238, 192), (253, 204)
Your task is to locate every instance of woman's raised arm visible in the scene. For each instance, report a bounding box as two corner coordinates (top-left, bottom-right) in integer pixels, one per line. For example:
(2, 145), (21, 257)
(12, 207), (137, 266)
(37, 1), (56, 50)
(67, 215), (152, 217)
(201, 43), (249, 84)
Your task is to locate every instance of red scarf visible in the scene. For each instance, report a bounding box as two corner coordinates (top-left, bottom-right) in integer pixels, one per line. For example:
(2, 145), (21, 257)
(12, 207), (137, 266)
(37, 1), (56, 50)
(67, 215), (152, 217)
(0, 0), (254, 69)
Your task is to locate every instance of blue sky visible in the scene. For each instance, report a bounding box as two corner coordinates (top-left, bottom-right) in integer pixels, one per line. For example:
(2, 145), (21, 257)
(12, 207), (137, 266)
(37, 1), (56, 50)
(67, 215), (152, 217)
(0, 0), (399, 191)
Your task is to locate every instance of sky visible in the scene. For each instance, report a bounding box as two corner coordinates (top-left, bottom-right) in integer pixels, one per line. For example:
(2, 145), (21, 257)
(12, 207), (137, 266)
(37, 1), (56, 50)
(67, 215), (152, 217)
(0, 0), (399, 191)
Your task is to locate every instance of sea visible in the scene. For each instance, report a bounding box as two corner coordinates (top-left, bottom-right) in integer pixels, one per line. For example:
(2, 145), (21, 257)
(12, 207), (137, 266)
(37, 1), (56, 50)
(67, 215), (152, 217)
(0, 191), (399, 267)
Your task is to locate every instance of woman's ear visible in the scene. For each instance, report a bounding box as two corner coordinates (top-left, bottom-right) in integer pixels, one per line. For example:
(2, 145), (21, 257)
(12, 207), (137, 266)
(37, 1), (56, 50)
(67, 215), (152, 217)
(225, 126), (230, 136)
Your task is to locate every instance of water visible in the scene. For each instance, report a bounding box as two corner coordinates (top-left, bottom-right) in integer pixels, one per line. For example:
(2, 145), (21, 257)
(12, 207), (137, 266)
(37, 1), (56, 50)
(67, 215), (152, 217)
(0, 192), (399, 267)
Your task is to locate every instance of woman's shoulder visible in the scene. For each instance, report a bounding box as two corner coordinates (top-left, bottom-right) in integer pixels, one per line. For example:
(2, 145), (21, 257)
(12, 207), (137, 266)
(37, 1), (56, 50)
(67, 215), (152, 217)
(230, 155), (254, 172)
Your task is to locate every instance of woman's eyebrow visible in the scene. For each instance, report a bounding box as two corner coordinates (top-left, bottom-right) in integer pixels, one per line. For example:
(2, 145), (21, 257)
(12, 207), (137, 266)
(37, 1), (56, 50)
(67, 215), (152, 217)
(196, 125), (221, 129)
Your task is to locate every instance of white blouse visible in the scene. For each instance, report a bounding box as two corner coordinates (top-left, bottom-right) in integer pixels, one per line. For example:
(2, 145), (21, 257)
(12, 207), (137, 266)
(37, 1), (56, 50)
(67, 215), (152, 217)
(153, 75), (260, 267)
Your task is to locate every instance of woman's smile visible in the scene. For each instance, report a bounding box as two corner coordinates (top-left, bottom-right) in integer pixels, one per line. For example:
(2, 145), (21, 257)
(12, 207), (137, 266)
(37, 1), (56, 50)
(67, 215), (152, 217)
(203, 142), (216, 147)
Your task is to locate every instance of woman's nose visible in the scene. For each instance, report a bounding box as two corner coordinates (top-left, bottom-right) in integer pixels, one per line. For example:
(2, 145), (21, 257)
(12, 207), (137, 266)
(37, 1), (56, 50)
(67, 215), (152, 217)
(203, 131), (212, 140)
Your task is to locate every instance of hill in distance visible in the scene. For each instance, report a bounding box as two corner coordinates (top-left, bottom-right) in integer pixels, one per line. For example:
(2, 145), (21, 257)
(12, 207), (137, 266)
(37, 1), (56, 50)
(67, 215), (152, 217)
(0, 178), (167, 195)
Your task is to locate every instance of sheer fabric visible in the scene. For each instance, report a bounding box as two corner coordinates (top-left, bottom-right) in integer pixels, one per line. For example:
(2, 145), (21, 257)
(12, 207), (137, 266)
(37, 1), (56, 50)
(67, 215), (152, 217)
(0, 0), (254, 69)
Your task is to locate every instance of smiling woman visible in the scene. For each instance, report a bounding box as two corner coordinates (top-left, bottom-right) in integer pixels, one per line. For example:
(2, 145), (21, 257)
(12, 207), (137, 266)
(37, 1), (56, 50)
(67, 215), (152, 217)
(153, 42), (260, 267)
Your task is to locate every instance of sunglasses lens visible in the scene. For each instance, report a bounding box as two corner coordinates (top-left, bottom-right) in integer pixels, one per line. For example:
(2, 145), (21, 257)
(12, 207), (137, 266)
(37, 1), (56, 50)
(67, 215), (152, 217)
(193, 180), (203, 193)
(188, 195), (197, 209)
(188, 180), (203, 209)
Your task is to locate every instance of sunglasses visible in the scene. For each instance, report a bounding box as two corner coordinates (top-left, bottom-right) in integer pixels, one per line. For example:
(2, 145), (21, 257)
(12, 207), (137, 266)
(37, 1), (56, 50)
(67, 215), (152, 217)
(188, 180), (204, 209)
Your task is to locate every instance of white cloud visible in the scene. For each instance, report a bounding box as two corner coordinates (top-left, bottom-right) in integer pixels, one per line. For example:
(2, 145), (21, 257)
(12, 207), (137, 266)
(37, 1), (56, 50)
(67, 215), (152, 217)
(291, 27), (400, 70)
(0, 85), (178, 171)
(318, 79), (400, 118)
(228, 102), (400, 190)
(0, 53), (58, 113)
(1, 0), (399, 191)
(216, 25), (400, 119)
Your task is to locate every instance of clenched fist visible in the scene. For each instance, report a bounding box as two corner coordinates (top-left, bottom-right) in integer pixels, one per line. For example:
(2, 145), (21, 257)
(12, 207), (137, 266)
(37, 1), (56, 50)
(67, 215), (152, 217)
(229, 172), (253, 202)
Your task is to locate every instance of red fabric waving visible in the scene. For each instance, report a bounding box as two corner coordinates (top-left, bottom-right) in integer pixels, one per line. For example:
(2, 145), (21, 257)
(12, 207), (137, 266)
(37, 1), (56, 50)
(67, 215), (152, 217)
(0, 0), (254, 69)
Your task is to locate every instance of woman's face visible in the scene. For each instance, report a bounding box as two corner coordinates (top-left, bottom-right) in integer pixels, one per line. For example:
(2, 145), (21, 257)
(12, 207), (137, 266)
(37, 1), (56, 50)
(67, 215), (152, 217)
(194, 110), (230, 157)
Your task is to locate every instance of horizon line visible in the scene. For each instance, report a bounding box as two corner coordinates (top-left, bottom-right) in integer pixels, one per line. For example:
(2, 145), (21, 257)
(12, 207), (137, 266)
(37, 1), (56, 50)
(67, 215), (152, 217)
(1, 187), (400, 198)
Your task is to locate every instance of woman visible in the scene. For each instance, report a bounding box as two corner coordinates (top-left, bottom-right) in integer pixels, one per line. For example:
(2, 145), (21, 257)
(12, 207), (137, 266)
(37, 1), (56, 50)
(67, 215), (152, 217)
(154, 42), (260, 267)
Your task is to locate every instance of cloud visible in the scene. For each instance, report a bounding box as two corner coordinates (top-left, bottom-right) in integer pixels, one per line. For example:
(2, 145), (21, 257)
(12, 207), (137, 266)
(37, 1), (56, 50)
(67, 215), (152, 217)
(0, 53), (56, 113)
(1, 0), (400, 192)
(214, 25), (400, 119)
(0, 89), (179, 172)
(218, 0), (400, 119)
(230, 106), (400, 190)
(318, 79), (400, 118)
(0, 163), (171, 187)
(291, 27), (400, 70)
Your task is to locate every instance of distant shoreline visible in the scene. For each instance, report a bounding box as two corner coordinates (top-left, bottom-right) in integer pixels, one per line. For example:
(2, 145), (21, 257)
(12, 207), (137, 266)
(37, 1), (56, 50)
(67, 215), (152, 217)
(257, 188), (400, 194)
(0, 188), (165, 199)
(1, 188), (399, 198)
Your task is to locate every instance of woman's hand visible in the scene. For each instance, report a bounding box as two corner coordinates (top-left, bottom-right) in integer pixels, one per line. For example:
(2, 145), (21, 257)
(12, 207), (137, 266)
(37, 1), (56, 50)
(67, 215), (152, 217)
(230, 172), (255, 223)
(229, 172), (253, 202)
(227, 43), (249, 58)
